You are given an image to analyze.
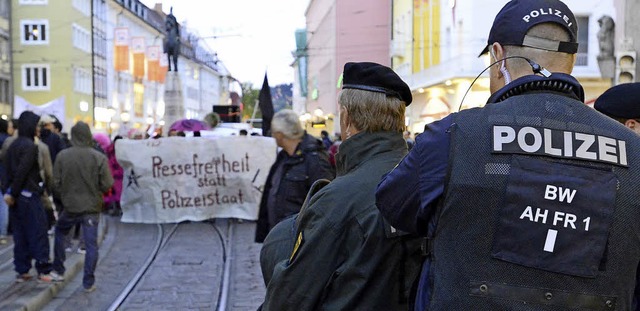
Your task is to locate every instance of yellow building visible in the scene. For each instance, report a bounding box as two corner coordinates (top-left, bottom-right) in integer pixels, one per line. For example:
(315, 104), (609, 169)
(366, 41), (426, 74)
(12, 0), (94, 129)
(392, 0), (615, 135)
(0, 0), (9, 119)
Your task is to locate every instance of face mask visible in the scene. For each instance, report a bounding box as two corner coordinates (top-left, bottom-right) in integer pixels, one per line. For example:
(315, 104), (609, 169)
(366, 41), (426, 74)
(491, 50), (512, 85)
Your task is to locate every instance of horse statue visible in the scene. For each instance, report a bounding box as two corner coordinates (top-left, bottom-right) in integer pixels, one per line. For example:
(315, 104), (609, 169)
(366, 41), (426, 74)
(164, 7), (180, 71)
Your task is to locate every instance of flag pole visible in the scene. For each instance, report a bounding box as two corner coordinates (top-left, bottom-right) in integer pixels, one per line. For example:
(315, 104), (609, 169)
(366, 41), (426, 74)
(250, 99), (259, 127)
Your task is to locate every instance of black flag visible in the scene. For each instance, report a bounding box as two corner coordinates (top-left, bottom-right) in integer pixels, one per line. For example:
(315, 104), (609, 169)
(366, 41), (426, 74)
(258, 73), (275, 136)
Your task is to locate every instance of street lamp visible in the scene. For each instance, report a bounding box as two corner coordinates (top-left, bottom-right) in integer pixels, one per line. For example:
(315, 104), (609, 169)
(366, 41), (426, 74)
(311, 108), (326, 128)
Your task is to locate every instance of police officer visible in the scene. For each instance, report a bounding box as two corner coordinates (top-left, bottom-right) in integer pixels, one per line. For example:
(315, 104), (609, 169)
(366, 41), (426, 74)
(594, 82), (640, 135)
(261, 62), (423, 310)
(376, 0), (640, 310)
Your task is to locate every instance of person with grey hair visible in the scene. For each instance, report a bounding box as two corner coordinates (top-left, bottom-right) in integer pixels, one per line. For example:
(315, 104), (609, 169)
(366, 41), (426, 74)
(260, 62), (423, 310)
(254, 109), (334, 243)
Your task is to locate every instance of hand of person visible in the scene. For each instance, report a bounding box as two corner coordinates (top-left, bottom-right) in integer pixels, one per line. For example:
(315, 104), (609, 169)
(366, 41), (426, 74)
(4, 194), (14, 206)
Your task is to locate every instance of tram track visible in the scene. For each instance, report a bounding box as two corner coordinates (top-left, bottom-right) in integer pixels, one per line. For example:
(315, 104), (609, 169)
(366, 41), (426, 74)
(0, 243), (14, 271)
(106, 220), (233, 311)
(0, 217), (263, 311)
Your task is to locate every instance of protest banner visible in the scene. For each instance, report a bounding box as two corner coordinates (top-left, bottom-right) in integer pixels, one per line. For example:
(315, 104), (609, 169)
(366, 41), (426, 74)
(116, 136), (277, 223)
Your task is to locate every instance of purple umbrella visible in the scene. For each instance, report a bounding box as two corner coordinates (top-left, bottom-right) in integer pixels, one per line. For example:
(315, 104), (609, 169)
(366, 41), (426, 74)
(169, 119), (210, 132)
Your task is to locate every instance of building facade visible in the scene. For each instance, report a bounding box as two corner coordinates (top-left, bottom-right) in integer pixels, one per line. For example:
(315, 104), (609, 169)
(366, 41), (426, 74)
(9, 0), (234, 136)
(0, 0), (9, 119)
(291, 28), (308, 117)
(175, 27), (231, 121)
(105, 0), (230, 137)
(392, 0), (616, 134)
(304, 0), (392, 136)
(105, 0), (165, 136)
(92, 0), (108, 127)
(12, 0), (95, 129)
(297, 0), (617, 136)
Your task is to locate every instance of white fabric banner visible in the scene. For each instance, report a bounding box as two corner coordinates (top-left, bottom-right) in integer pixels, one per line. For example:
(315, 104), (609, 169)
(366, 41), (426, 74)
(116, 136), (277, 223)
(14, 95), (66, 125)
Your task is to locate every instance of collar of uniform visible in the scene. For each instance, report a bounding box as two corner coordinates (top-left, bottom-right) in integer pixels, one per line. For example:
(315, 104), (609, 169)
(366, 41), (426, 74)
(487, 73), (585, 104)
(335, 131), (406, 176)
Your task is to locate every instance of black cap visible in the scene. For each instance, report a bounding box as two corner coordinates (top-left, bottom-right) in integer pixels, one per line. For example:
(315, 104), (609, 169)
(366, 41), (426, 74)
(342, 62), (412, 106)
(594, 83), (640, 119)
(479, 0), (578, 57)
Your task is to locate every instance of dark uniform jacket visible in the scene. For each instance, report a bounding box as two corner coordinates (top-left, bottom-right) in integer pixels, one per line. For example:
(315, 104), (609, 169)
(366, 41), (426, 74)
(255, 133), (334, 243)
(262, 131), (423, 310)
(377, 74), (640, 310)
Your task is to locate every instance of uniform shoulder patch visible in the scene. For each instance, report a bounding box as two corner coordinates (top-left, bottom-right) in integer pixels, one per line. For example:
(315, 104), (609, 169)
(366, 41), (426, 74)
(289, 231), (304, 263)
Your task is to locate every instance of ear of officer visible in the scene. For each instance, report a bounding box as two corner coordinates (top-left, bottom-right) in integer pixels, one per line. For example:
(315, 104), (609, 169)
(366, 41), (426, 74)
(488, 23), (577, 94)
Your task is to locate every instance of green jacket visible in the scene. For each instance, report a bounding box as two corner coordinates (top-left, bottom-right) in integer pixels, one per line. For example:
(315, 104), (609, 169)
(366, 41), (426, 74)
(53, 122), (113, 214)
(262, 131), (423, 310)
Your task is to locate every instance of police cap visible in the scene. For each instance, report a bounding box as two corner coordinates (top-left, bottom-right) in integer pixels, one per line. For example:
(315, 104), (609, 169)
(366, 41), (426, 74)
(342, 62), (412, 106)
(479, 0), (578, 56)
(594, 83), (640, 119)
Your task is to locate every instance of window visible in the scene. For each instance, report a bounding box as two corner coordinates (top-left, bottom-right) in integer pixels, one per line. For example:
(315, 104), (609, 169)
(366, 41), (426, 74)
(576, 16), (589, 66)
(18, 0), (47, 4)
(72, 0), (90, 16)
(72, 24), (91, 53)
(0, 0), (9, 18)
(94, 67), (107, 98)
(0, 38), (8, 62)
(74, 67), (92, 95)
(21, 20), (48, 45)
(22, 64), (50, 91)
(0, 78), (9, 103)
(93, 29), (107, 57)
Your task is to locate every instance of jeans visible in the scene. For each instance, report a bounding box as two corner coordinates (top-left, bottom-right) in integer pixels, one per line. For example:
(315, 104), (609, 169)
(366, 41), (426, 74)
(0, 190), (8, 236)
(12, 192), (52, 274)
(53, 212), (99, 289)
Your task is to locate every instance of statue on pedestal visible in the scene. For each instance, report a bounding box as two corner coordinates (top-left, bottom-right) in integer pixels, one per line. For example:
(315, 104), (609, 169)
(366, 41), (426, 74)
(597, 15), (615, 79)
(597, 16), (615, 61)
(164, 7), (180, 71)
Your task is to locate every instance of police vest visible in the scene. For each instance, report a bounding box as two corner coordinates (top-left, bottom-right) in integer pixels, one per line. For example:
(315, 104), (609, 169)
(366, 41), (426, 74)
(429, 93), (640, 310)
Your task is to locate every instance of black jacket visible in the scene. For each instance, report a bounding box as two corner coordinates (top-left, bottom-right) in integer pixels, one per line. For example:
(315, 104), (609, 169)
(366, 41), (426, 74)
(4, 111), (42, 197)
(40, 128), (67, 163)
(255, 133), (334, 243)
(261, 131), (423, 310)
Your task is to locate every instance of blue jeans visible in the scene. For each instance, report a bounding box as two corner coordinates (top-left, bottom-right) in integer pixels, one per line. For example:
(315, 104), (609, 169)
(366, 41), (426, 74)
(53, 212), (99, 289)
(0, 190), (8, 236)
(11, 192), (52, 274)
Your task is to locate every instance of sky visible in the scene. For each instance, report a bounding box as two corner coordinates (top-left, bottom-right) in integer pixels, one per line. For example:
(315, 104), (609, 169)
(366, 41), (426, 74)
(140, 0), (309, 87)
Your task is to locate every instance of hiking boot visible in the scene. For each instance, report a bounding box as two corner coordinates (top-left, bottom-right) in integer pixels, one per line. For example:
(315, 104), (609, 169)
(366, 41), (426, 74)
(16, 273), (32, 283)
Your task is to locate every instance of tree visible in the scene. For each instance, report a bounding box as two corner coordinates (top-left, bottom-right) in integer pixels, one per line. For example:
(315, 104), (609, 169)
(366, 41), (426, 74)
(241, 82), (260, 120)
(241, 81), (293, 120)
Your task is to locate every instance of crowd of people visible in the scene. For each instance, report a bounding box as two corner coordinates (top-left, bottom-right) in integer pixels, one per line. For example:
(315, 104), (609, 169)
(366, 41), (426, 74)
(0, 112), (119, 291)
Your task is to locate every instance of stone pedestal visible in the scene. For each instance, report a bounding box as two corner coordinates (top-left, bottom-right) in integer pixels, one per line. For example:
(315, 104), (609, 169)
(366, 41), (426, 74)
(598, 58), (615, 79)
(164, 72), (184, 136)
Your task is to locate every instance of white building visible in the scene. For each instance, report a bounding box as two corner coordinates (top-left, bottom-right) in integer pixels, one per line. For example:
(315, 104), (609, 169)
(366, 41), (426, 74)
(104, 0), (232, 137)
